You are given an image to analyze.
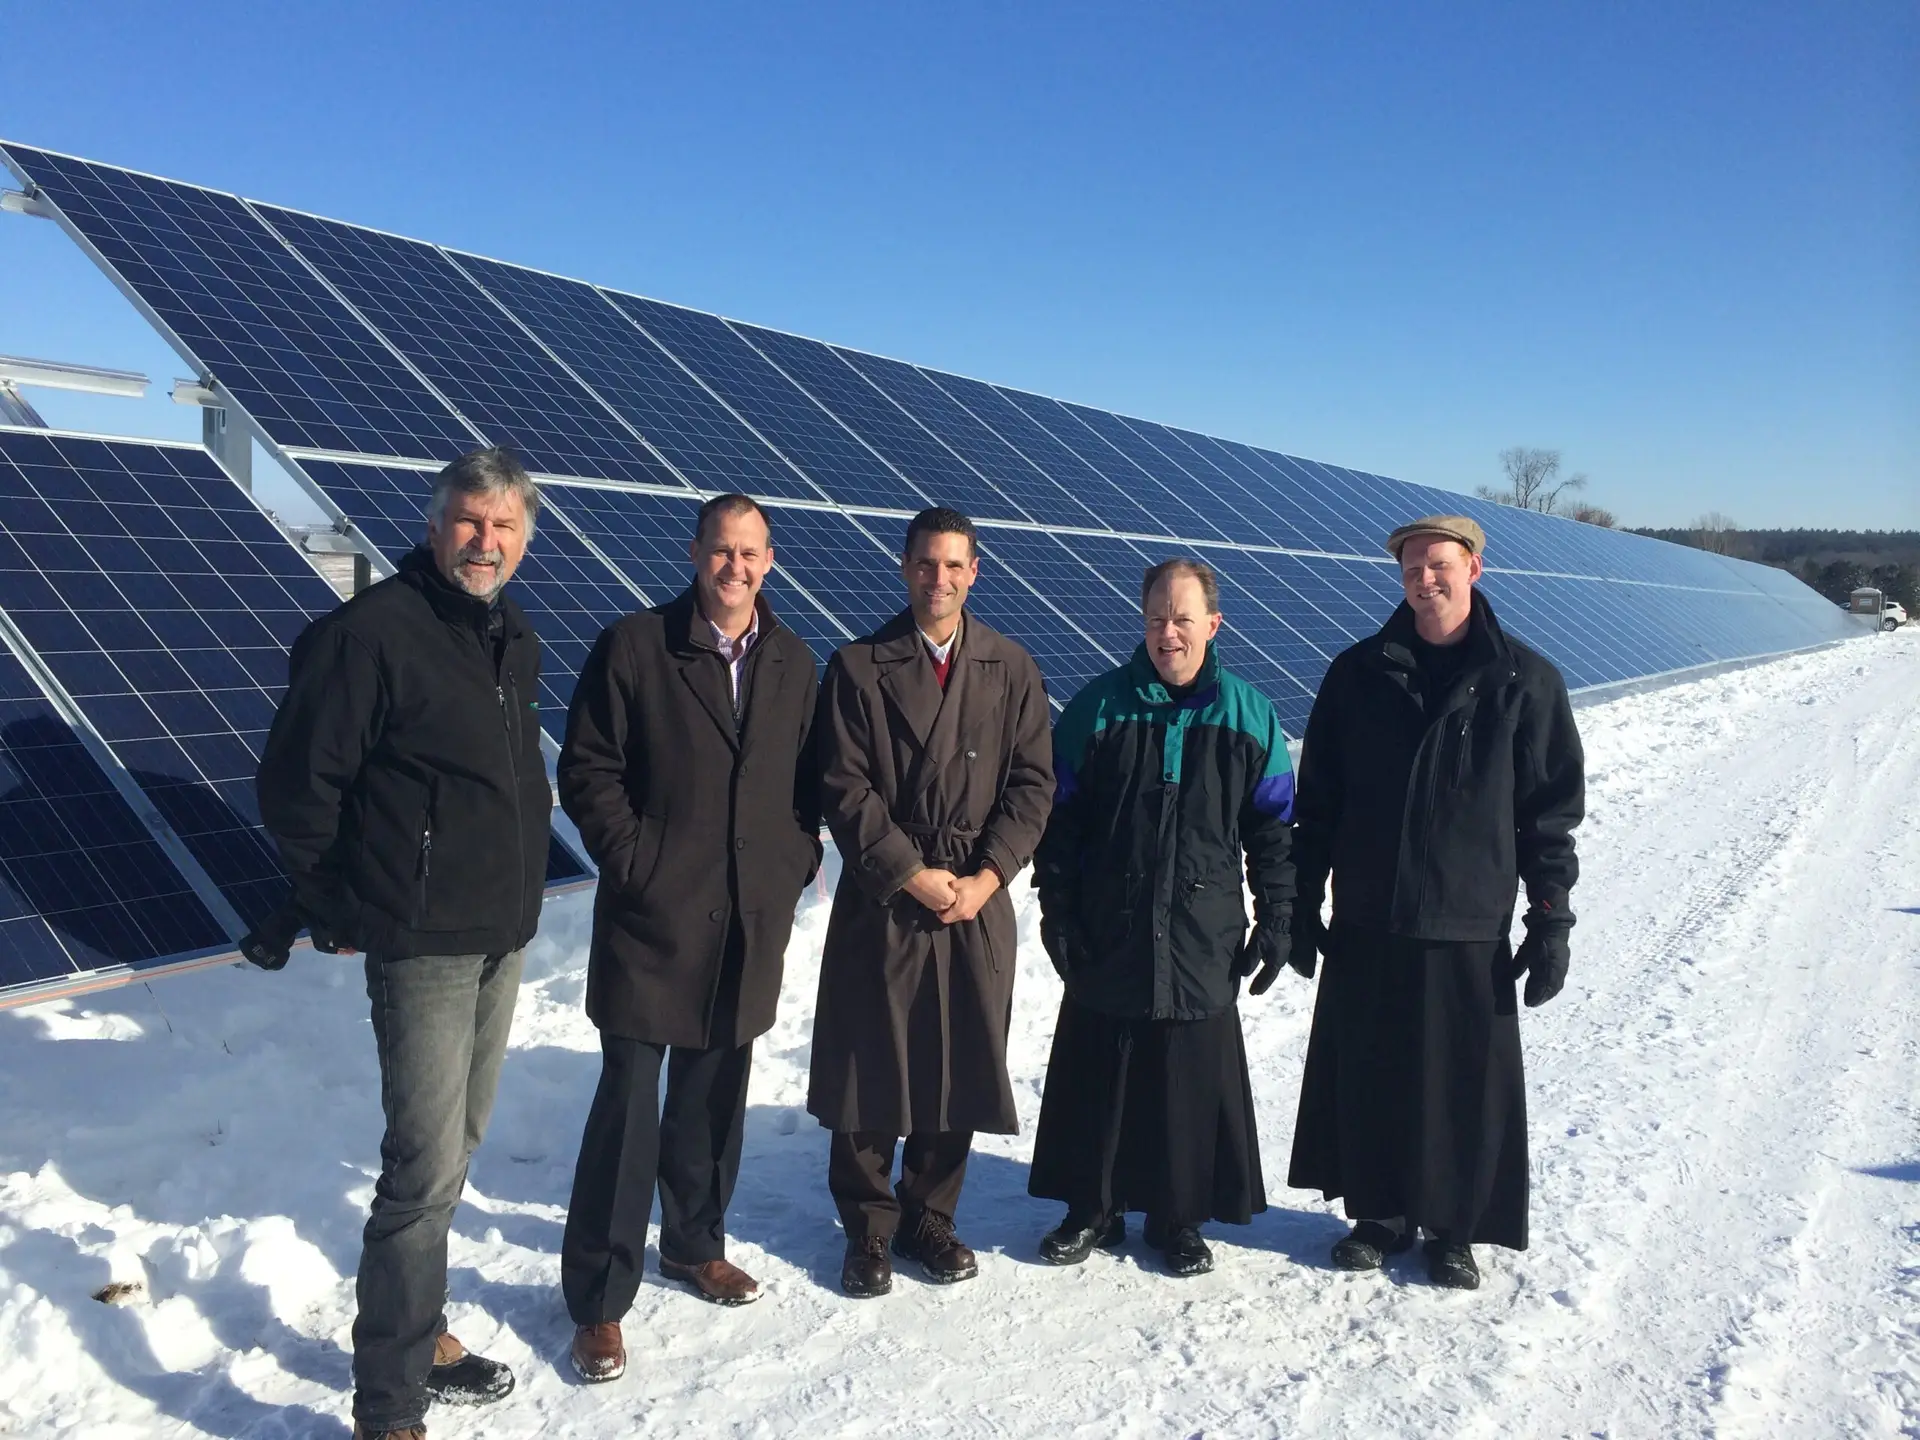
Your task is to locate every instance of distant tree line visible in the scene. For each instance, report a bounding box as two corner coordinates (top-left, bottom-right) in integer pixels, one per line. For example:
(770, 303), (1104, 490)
(1628, 525), (1920, 610)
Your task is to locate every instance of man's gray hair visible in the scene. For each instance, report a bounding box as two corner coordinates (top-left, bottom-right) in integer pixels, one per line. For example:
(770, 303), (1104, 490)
(428, 447), (540, 540)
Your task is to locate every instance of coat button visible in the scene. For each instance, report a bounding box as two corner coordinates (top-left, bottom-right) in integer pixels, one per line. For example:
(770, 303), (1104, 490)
(735, 837), (747, 850)
(966, 750), (977, 759)
(709, 908), (723, 922)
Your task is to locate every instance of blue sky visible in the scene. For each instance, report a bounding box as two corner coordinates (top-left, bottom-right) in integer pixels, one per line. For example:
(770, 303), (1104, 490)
(1, 1), (1913, 529)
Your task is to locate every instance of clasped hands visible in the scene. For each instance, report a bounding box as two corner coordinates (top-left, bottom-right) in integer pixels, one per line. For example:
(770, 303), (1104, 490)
(901, 865), (999, 925)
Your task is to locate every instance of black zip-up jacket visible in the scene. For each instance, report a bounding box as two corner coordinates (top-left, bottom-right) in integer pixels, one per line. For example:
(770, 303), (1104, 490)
(1293, 590), (1584, 943)
(1035, 646), (1296, 1020)
(257, 546), (552, 957)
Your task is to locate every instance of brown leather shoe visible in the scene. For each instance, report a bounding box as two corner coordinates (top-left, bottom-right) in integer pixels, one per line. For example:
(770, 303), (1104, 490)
(841, 1235), (893, 1297)
(658, 1255), (761, 1306)
(892, 1210), (978, 1283)
(352, 1426), (426, 1440)
(570, 1322), (626, 1384)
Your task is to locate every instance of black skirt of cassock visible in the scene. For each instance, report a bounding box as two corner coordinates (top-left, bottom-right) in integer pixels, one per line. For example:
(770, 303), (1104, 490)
(1286, 925), (1530, 1249)
(1028, 994), (1266, 1226)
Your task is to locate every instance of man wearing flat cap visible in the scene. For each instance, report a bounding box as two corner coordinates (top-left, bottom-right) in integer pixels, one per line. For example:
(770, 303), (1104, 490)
(1284, 514), (1584, 1289)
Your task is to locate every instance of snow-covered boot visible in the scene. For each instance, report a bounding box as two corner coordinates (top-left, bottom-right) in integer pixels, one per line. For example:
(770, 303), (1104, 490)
(423, 1332), (515, 1406)
(1424, 1239), (1480, 1290)
(1331, 1221), (1415, 1271)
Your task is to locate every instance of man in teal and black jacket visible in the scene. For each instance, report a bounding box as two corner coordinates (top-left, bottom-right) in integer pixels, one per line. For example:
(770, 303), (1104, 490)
(1029, 557), (1295, 1277)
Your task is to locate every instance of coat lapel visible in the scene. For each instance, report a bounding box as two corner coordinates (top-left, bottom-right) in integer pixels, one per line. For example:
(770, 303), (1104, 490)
(666, 591), (741, 751)
(875, 610), (943, 750)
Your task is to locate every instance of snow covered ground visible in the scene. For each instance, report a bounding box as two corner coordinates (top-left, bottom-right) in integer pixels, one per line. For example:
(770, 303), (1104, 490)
(2, 628), (1917, 1439)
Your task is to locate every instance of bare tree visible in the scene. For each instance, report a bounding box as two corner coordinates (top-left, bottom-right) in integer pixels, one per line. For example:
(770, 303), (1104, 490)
(1693, 512), (1740, 555)
(1478, 447), (1590, 515)
(1570, 503), (1617, 528)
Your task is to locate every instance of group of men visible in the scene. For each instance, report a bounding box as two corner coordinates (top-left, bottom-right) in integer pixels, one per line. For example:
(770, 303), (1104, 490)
(251, 447), (1584, 1440)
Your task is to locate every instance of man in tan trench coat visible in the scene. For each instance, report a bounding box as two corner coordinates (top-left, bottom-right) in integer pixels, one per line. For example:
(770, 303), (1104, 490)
(808, 506), (1054, 1298)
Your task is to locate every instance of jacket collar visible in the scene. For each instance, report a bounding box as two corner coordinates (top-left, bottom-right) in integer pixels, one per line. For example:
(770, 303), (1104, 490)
(1369, 588), (1516, 710)
(664, 585), (783, 658)
(662, 585), (786, 749)
(873, 606), (971, 752)
(1127, 642), (1220, 710)
(398, 545), (519, 637)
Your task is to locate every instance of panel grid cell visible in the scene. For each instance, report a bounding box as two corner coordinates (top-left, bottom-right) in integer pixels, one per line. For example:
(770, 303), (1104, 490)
(605, 296), (923, 512)
(257, 205), (676, 486)
(1, 144), (476, 460)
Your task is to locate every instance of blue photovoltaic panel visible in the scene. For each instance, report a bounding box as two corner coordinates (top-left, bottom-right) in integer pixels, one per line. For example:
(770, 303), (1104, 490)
(973, 527), (1148, 667)
(725, 323), (1021, 523)
(0, 646), (228, 991)
(290, 460), (641, 739)
(0, 431), (340, 927)
(926, 371), (1168, 536)
(0, 144), (477, 461)
(256, 205), (678, 487)
(450, 256), (812, 500)
(606, 295), (924, 511)
(536, 486), (850, 666)
(999, 390), (1234, 543)
(829, 349), (1107, 531)
(1, 146), (1863, 748)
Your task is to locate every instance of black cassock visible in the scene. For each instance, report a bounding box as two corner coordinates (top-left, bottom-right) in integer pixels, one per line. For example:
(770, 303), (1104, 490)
(1029, 995), (1265, 1226)
(1287, 928), (1529, 1248)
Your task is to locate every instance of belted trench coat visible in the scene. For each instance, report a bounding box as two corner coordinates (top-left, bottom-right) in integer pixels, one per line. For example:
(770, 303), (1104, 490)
(807, 609), (1054, 1136)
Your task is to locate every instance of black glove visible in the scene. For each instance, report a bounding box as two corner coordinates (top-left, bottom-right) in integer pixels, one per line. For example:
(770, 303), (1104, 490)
(1513, 915), (1570, 1008)
(1240, 914), (1291, 996)
(1287, 910), (1326, 980)
(1038, 912), (1085, 980)
(306, 917), (354, 956)
(238, 901), (303, 972)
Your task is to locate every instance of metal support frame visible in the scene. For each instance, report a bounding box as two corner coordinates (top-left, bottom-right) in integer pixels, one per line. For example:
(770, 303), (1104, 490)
(0, 381), (44, 427)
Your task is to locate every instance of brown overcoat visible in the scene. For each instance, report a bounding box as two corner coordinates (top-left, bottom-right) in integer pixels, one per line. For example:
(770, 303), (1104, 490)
(807, 609), (1054, 1136)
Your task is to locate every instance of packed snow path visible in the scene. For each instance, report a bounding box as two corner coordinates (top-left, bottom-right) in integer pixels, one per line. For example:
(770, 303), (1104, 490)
(2, 629), (1916, 1439)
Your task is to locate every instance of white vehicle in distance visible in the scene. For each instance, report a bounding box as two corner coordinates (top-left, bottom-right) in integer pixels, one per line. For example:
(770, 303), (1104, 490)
(1848, 587), (1908, 631)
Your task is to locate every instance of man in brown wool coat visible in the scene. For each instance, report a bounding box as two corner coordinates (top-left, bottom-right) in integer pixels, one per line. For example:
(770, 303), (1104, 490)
(807, 506), (1054, 1297)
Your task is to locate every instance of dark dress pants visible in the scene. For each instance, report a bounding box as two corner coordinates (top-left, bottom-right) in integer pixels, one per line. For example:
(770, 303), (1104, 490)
(561, 1030), (754, 1324)
(828, 1130), (974, 1241)
(353, 948), (522, 1435)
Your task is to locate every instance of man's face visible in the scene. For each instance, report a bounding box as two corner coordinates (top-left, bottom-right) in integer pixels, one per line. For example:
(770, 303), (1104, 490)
(1399, 535), (1482, 632)
(428, 487), (528, 600)
(689, 507), (773, 624)
(902, 530), (977, 628)
(1143, 572), (1222, 687)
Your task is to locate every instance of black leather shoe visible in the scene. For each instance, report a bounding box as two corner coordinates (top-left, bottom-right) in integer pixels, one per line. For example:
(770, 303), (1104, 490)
(1424, 1239), (1480, 1290)
(841, 1235), (893, 1297)
(1331, 1221), (1416, 1272)
(1144, 1217), (1213, 1277)
(1038, 1210), (1126, 1265)
(893, 1210), (979, 1283)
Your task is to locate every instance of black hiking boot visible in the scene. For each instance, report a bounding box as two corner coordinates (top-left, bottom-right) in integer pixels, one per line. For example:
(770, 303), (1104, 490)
(1038, 1210), (1126, 1265)
(1424, 1238), (1480, 1290)
(892, 1210), (979, 1283)
(1143, 1216), (1214, 1277)
(423, 1332), (514, 1407)
(1331, 1221), (1416, 1272)
(841, 1235), (893, 1297)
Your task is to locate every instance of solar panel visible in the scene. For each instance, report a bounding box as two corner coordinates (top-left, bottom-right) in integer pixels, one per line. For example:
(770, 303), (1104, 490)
(450, 256), (808, 499)
(0, 142), (1860, 756)
(0, 645), (227, 991)
(255, 204), (679, 487)
(606, 295), (924, 511)
(0, 430), (344, 926)
(289, 459), (643, 740)
(0, 144), (476, 461)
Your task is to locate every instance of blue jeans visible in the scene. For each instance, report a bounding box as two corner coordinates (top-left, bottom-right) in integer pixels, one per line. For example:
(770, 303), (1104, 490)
(352, 949), (522, 1433)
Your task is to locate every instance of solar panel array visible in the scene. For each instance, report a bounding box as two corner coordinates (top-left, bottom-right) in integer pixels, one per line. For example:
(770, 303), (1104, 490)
(0, 142), (1860, 997)
(0, 428), (587, 1003)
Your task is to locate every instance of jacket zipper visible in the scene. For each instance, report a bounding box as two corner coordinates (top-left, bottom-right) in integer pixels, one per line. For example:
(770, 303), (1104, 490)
(499, 675), (527, 938)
